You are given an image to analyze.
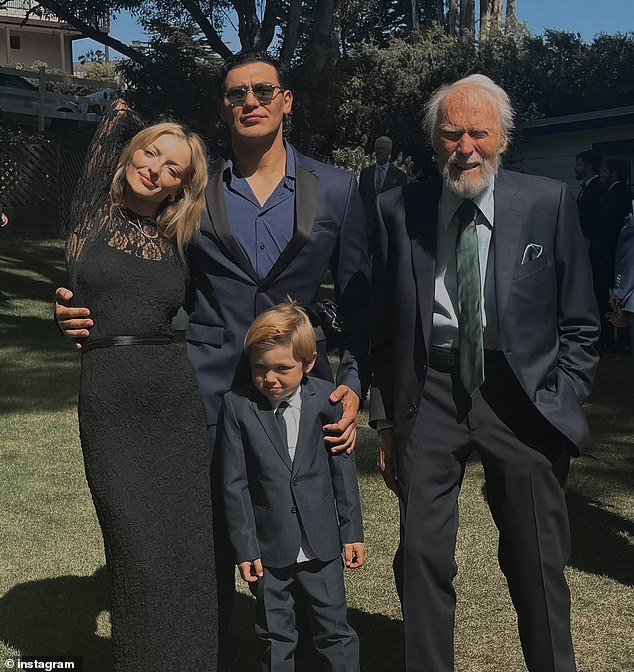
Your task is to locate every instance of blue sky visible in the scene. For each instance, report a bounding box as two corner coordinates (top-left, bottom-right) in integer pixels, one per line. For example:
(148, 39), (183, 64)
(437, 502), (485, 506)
(72, 1), (634, 61)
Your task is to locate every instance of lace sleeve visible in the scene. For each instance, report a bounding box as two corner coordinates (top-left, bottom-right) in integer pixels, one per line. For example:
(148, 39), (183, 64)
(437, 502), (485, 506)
(66, 101), (144, 248)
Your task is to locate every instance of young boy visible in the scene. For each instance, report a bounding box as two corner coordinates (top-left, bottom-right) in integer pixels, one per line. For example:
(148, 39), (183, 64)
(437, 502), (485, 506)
(217, 301), (364, 672)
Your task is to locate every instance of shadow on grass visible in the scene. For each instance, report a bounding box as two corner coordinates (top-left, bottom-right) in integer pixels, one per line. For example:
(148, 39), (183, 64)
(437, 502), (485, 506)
(0, 236), (67, 302)
(0, 578), (402, 672)
(0, 235), (80, 414)
(0, 314), (80, 414)
(567, 489), (634, 586)
(0, 566), (112, 671)
(230, 591), (404, 672)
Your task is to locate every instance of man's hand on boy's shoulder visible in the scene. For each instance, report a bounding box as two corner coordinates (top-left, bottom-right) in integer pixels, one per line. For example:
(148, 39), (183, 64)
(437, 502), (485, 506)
(344, 542), (365, 569)
(323, 384), (359, 454)
(238, 558), (264, 583)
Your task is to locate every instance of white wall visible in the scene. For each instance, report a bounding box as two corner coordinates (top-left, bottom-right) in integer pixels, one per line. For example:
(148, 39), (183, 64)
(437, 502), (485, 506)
(0, 28), (73, 72)
(517, 123), (634, 189)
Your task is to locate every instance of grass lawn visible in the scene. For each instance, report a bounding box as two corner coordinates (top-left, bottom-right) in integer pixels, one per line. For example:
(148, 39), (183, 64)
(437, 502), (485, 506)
(1, 231), (632, 671)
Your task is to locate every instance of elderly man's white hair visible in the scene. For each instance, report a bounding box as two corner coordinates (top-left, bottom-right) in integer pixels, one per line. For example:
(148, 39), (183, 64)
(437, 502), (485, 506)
(375, 135), (393, 148)
(422, 74), (515, 146)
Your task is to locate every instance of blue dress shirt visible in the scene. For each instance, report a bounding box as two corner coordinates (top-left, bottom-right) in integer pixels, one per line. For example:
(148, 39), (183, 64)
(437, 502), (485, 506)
(223, 144), (296, 278)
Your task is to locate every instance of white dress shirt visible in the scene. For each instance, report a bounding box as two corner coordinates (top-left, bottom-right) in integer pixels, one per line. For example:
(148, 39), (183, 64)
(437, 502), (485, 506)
(432, 180), (499, 350)
(272, 385), (316, 563)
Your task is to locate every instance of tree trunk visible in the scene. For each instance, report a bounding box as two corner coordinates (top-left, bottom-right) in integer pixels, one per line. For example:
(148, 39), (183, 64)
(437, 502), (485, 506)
(446, 0), (458, 35)
(233, 0), (261, 50)
(259, 0), (280, 50)
(491, 0), (503, 30)
(409, 0), (420, 31)
(506, 0), (517, 31)
(460, 0), (476, 38)
(479, 0), (490, 40)
(280, 0), (303, 68)
(181, 0), (233, 58)
(304, 0), (341, 75)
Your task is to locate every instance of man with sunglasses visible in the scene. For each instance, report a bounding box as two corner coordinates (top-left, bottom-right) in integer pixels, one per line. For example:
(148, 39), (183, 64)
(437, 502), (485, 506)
(55, 51), (370, 670)
(193, 51), (370, 667)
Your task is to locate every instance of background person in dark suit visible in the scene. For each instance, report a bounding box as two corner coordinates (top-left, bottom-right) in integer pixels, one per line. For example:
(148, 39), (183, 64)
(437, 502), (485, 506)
(574, 149), (602, 242)
(54, 51), (371, 670)
(608, 206), (634, 353)
(359, 136), (407, 255)
(219, 302), (364, 671)
(370, 74), (600, 672)
(595, 157), (634, 351)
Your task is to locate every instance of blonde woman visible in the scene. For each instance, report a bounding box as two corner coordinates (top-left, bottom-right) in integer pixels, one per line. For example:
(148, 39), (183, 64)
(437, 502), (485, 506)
(60, 102), (217, 671)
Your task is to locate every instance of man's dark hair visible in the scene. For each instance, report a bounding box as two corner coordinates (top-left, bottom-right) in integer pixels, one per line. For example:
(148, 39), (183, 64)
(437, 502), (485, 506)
(605, 157), (629, 182)
(575, 150), (602, 174)
(218, 51), (287, 96)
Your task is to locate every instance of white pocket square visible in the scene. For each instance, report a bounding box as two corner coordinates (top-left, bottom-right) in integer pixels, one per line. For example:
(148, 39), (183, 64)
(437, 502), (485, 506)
(521, 243), (543, 265)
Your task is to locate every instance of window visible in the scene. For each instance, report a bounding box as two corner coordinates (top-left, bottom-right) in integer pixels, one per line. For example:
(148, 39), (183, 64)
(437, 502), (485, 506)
(10, 35), (21, 50)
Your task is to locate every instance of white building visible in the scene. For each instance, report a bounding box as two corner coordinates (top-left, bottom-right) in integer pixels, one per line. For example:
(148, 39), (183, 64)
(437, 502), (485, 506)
(0, 0), (109, 74)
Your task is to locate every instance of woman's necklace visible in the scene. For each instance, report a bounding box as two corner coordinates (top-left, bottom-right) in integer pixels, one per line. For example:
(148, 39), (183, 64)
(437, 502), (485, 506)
(118, 207), (159, 240)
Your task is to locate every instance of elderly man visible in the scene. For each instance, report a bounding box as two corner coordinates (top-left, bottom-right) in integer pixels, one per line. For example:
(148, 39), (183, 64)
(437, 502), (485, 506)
(370, 74), (599, 672)
(359, 136), (407, 255)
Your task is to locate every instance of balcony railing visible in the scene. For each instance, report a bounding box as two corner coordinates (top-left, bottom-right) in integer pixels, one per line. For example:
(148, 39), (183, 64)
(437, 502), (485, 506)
(0, 1), (109, 32)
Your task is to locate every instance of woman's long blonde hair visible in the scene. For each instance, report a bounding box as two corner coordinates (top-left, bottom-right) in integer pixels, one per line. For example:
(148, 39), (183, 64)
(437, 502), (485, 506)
(109, 122), (208, 256)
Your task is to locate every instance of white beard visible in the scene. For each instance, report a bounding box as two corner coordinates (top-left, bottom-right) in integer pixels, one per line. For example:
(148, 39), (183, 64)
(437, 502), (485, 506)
(442, 151), (500, 200)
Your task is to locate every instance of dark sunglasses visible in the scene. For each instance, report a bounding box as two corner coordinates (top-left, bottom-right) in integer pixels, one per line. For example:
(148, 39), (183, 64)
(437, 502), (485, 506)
(223, 84), (285, 108)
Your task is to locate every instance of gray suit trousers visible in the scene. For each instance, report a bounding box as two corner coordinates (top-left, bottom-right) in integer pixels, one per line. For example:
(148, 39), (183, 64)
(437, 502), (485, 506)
(395, 358), (575, 672)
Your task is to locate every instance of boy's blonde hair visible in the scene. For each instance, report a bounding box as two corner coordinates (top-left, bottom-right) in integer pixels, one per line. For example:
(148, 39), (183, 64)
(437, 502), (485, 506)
(244, 301), (316, 365)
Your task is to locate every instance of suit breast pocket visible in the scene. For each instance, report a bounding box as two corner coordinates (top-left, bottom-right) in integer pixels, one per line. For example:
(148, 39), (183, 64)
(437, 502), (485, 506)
(512, 253), (550, 281)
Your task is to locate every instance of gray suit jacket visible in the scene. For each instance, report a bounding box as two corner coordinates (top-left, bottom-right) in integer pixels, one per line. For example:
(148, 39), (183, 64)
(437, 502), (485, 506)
(370, 170), (600, 455)
(219, 376), (364, 568)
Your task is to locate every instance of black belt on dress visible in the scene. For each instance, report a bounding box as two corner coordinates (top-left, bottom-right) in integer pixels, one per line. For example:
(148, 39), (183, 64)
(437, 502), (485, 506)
(81, 335), (173, 352)
(429, 346), (507, 370)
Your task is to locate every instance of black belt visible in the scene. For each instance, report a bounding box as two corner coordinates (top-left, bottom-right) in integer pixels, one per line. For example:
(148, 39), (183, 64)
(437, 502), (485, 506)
(82, 335), (173, 352)
(429, 346), (507, 370)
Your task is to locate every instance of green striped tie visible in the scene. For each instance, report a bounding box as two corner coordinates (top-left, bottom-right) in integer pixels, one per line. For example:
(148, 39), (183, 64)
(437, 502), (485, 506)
(455, 201), (484, 396)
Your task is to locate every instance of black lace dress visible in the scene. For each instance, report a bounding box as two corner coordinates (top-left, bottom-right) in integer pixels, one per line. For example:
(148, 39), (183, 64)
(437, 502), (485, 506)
(66, 106), (217, 671)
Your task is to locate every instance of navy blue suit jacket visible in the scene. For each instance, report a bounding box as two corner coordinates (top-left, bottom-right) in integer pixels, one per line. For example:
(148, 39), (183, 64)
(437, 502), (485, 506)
(218, 377), (364, 568)
(370, 170), (600, 455)
(186, 145), (371, 434)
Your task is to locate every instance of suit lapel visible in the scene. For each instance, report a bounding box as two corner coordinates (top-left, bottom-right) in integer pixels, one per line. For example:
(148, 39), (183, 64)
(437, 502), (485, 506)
(409, 182), (441, 356)
(493, 170), (526, 322)
(384, 164), (398, 190)
(291, 379), (319, 475)
(250, 395), (293, 471)
(260, 154), (319, 290)
(204, 157), (260, 284)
